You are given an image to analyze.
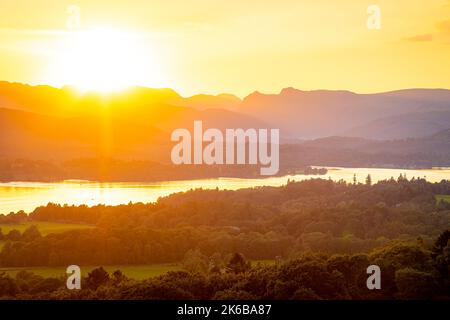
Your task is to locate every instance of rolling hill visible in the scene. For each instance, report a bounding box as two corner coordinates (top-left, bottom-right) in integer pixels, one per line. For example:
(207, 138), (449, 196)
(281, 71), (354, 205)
(0, 82), (449, 166)
(239, 87), (450, 139)
(343, 110), (450, 139)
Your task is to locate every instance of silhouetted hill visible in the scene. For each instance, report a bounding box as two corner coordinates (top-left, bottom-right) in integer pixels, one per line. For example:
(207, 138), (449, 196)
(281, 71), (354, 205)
(430, 128), (450, 140)
(172, 93), (241, 110)
(283, 129), (450, 168)
(344, 111), (450, 139)
(0, 104), (266, 162)
(0, 107), (167, 160)
(2, 82), (449, 140)
(0, 81), (183, 117)
(1, 82), (449, 168)
(241, 87), (450, 139)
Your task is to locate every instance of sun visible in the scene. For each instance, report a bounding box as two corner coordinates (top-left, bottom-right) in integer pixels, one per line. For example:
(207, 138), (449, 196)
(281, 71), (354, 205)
(47, 27), (164, 93)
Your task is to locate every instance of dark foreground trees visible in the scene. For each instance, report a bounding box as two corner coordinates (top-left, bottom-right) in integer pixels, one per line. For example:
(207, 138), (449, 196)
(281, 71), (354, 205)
(0, 230), (448, 300)
(1, 178), (450, 267)
(0, 178), (448, 299)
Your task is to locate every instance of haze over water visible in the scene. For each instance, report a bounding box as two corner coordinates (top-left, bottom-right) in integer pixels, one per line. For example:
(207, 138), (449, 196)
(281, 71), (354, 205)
(1, 167), (449, 215)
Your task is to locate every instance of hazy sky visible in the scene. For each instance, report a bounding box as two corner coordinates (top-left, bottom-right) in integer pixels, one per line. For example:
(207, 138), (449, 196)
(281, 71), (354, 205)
(0, 0), (449, 96)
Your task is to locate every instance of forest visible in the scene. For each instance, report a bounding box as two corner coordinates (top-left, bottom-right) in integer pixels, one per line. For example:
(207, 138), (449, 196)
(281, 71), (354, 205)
(0, 158), (326, 182)
(0, 177), (449, 299)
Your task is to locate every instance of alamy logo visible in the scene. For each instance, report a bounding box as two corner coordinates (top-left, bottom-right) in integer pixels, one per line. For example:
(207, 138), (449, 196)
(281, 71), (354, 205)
(367, 4), (381, 30)
(67, 5), (81, 31)
(366, 265), (381, 290)
(66, 265), (81, 290)
(171, 121), (280, 175)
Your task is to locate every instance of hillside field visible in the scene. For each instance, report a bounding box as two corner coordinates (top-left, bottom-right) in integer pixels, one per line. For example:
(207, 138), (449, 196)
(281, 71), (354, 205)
(0, 221), (94, 235)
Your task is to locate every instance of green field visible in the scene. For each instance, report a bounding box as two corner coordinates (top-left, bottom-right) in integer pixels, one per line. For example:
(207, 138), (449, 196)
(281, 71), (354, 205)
(0, 219), (275, 280)
(0, 264), (181, 280)
(436, 195), (450, 203)
(436, 194), (450, 202)
(0, 221), (94, 236)
(0, 261), (275, 280)
(252, 259), (278, 266)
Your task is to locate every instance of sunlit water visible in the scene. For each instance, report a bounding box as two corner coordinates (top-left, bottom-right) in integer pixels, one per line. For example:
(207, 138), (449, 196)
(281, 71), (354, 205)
(1, 167), (449, 214)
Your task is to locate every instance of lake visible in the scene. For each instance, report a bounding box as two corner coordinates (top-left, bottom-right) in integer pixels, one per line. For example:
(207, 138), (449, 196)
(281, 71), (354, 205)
(1, 167), (449, 214)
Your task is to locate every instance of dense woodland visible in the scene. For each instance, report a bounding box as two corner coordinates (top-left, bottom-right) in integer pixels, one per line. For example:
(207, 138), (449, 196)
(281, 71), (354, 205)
(0, 232), (449, 300)
(2, 129), (450, 182)
(1, 129), (449, 182)
(0, 177), (449, 299)
(0, 158), (326, 182)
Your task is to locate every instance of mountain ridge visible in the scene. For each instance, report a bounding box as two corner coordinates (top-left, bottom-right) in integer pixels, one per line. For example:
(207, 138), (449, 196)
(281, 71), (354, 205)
(1, 81), (449, 141)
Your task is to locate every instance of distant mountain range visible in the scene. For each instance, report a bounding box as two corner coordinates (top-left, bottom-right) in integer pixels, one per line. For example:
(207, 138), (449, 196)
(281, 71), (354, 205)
(288, 129), (450, 168)
(2, 81), (449, 139)
(240, 87), (450, 139)
(0, 81), (449, 167)
(343, 110), (450, 140)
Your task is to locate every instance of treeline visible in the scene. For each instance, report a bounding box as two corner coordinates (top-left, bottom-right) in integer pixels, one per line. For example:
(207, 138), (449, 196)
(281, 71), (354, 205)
(1, 231), (449, 300)
(1, 178), (450, 266)
(0, 158), (326, 182)
(282, 130), (450, 168)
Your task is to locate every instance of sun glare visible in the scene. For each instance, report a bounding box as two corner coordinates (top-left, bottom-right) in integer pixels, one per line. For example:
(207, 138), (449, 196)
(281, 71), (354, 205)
(47, 27), (164, 93)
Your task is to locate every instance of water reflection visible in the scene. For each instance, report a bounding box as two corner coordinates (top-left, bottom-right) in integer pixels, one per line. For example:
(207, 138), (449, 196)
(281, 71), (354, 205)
(1, 167), (449, 214)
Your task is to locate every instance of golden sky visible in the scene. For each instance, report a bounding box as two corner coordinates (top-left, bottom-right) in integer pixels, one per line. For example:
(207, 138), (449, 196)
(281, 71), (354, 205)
(0, 0), (449, 96)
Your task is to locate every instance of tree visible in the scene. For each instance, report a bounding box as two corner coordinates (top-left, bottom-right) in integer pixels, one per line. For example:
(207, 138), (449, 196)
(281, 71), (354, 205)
(6, 229), (21, 241)
(30, 278), (63, 294)
(213, 289), (258, 300)
(292, 287), (322, 300)
(432, 230), (450, 256)
(395, 268), (437, 299)
(22, 225), (42, 241)
(0, 273), (18, 297)
(112, 270), (127, 285)
(86, 267), (110, 289)
(397, 173), (407, 182)
(227, 253), (251, 274)
(181, 249), (209, 274)
(431, 230), (450, 281)
(365, 174), (372, 186)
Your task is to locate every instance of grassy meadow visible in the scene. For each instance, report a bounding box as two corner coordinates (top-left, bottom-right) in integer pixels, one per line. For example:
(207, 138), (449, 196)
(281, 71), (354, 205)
(0, 221), (94, 235)
(0, 221), (94, 256)
(0, 264), (181, 280)
(0, 261), (276, 280)
(0, 220), (276, 280)
(437, 194), (450, 203)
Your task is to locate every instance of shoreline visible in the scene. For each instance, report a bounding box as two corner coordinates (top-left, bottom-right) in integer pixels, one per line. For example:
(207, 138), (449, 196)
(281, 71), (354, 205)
(2, 165), (450, 184)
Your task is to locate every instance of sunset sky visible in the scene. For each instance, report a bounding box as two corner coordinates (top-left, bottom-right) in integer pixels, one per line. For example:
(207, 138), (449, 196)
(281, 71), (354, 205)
(0, 0), (449, 96)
